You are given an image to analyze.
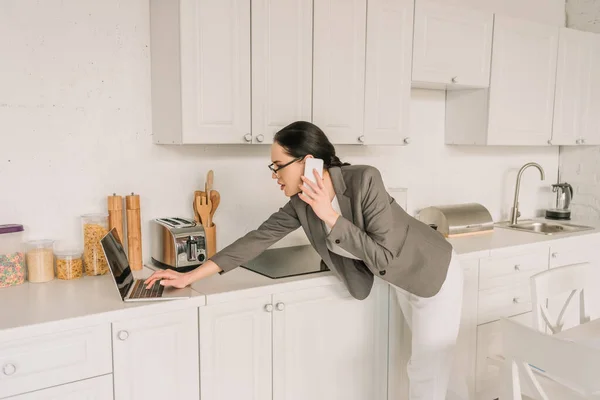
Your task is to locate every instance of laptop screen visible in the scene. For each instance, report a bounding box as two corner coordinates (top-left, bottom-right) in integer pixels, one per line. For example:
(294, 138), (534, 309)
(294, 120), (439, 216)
(100, 228), (134, 300)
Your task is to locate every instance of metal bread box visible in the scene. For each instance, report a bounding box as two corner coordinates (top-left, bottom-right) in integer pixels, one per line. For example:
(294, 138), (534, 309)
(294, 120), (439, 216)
(416, 203), (494, 238)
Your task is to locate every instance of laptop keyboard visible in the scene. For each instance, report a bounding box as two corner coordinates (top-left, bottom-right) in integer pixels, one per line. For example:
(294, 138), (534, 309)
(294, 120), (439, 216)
(130, 280), (165, 299)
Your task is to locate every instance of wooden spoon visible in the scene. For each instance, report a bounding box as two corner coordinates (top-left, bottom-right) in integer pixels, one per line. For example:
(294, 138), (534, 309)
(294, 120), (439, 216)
(205, 170), (214, 198)
(209, 190), (220, 225)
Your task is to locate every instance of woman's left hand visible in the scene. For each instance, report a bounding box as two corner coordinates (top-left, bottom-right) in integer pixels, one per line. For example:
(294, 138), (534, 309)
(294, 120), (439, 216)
(298, 169), (340, 228)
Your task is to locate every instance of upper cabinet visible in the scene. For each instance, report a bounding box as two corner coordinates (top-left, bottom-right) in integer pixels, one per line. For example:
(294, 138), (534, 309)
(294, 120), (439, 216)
(412, 0), (493, 89)
(313, 0), (367, 145)
(364, 0), (414, 145)
(251, 0), (313, 145)
(446, 16), (559, 145)
(150, 0), (413, 146)
(552, 27), (600, 146)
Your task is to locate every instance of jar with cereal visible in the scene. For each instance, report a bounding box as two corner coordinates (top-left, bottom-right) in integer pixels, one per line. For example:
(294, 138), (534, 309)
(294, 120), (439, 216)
(55, 250), (83, 280)
(0, 224), (26, 288)
(82, 213), (109, 276)
(25, 240), (55, 283)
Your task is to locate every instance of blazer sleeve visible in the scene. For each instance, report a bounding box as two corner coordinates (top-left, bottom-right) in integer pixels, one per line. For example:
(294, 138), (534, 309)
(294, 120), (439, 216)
(209, 200), (301, 273)
(325, 167), (400, 273)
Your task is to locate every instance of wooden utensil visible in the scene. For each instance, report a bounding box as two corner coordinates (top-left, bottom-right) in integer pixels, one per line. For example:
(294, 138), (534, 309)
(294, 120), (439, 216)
(196, 194), (212, 227)
(209, 190), (220, 224)
(205, 170), (214, 197)
(193, 190), (204, 223)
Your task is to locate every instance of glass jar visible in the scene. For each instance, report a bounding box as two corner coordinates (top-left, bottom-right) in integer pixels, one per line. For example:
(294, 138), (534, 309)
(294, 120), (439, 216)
(26, 240), (55, 283)
(55, 250), (83, 280)
(0, 224), (26, 288)
(82, 214), (109, 276)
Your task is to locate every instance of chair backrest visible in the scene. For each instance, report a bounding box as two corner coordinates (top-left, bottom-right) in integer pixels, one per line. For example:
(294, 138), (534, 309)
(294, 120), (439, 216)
(530, 263), (595, 334)
(502, 317), (600, 399)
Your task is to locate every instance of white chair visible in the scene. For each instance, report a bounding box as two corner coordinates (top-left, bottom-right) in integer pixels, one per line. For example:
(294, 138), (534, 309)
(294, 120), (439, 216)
(530, 263), (595, 334)
(502, 317), (600, 399)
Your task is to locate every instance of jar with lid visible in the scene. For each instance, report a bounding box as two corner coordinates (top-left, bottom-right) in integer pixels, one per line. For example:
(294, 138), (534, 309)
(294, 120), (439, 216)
(25, 240), (55, 283)
(82, 213), (109, 276)
(55, 250), (84, 280)
(0, 224), (26, 288)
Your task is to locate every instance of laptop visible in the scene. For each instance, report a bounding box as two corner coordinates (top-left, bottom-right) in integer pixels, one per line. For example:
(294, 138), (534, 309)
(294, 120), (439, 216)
(100, 228), (192, 302)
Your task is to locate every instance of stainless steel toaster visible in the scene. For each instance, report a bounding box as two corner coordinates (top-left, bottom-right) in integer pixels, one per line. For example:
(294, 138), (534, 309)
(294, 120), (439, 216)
(150, 217), (207, 271)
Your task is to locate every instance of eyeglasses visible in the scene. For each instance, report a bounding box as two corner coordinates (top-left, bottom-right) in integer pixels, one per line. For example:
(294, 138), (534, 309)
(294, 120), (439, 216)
(268, 157), (302, 174)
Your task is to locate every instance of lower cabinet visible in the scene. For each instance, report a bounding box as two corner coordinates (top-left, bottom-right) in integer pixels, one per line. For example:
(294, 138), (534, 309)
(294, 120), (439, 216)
(112, 308), (200, 400)
(199, 281), (389, 400)
(6, 375), (114, 400)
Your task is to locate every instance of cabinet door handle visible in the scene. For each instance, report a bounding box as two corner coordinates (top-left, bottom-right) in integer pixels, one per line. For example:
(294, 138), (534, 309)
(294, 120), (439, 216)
(403, 137), (412, 145)
(514, 264), (521, 271)
(451, 76), (458, 83)
(264, 304), (273, 313)
(576, 139), (583, 145)
(547, 139), (553, 145)
(551, 252), (558, 258)
(256, 134), (264, 143)
(118, 330), (130, 341)
(357, 135), (365, 143)
(512, 297), (521, 304)
(244, 133), (252, 143)
(276, 302), (285, 311)
(3, 363), (16, 376)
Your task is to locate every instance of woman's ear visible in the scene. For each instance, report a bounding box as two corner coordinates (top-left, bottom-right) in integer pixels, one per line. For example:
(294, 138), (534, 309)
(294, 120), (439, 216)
(303, 154), (314, 162)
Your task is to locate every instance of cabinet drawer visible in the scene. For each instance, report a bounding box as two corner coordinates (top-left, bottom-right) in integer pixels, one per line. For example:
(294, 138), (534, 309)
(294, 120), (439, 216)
(478, 284), (532, 324)
(549, 235), (600, 269)
(0, 324), (112, 398)
(479, 251), (548, 291)
(6, 374), (113, 399)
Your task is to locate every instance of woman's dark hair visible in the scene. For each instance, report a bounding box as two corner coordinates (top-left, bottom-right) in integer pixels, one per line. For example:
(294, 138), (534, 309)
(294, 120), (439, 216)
(273, 121), (350, 169)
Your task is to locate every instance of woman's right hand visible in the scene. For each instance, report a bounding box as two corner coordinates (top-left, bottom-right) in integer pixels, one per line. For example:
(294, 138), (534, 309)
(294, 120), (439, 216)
(144, 269), (192, 289)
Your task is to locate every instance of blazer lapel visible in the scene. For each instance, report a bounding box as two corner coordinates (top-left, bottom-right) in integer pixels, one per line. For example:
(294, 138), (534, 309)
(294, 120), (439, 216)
(306, 204), (334, 266)
(329, 167), (353, 222)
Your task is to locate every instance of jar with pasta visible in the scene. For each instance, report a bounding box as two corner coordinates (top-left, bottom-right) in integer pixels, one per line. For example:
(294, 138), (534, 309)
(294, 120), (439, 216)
(55, 250), (83, 280)
(82, 213), (109, 276)
(25, 240), (55, 283)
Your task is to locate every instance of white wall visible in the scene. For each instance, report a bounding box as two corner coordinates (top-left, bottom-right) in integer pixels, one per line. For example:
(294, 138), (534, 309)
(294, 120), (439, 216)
(0, 0), (563, 260)
(558, 0), (600, 223)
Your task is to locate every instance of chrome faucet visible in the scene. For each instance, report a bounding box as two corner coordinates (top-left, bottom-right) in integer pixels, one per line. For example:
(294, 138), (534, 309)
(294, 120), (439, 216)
(510, 162), (546, 225)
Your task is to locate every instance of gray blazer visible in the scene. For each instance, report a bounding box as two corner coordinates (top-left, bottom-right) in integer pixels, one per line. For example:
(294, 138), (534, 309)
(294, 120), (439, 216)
(210, 165), (453, 300)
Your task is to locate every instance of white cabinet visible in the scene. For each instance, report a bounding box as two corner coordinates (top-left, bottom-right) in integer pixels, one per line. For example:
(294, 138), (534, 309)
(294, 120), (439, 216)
(251, 0), (313, 144)
(313, 0), (367, 145)
(199, 282), (389, 400)
(412, 0), (493, 89)
(6, 375), (113, 400)
(553, 27), (600, 146)
(446, 16), (559, 146)
(272, 283), (388, 400)
(151, 0), (251, 144)
(199, 295), (273, 400)
(363, 0), (414, 145)
(112, 309), (199, 400)
(0, 324), (112, 399)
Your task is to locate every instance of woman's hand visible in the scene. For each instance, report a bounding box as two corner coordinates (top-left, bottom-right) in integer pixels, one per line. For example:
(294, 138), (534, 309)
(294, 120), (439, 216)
(144, 269), (192, 289)
(298, 169), (340, 228)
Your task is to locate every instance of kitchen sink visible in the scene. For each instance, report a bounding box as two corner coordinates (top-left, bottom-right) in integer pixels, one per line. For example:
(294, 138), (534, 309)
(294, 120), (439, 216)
(495, 220), (594, 235)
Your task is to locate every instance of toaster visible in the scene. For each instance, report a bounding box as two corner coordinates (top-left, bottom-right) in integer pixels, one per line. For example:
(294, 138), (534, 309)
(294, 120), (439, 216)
(150, 217), (207, 271)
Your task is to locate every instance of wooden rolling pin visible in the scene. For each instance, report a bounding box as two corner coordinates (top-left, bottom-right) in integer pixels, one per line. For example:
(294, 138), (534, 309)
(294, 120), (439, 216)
(107, 194), (124, 244)
(126, 193), (143, 271)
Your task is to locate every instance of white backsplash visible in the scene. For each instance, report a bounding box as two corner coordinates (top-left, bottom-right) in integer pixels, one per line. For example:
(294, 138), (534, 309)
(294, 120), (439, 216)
(0, 0), (563, 261)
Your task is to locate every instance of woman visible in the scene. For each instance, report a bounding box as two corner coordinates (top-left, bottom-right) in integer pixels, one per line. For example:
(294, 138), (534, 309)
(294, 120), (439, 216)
(145, 121), (463, 399)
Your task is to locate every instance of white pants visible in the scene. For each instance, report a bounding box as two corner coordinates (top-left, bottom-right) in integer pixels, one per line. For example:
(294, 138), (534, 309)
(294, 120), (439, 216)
(392, 251), (464, 400)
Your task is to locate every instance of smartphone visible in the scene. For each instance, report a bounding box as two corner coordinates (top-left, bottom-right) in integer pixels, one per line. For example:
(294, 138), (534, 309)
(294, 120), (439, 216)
(303, 158), (324, 195)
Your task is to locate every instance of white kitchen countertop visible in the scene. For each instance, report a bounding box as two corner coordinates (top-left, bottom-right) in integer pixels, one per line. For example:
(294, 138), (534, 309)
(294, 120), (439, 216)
(1, 218), (599, 335)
